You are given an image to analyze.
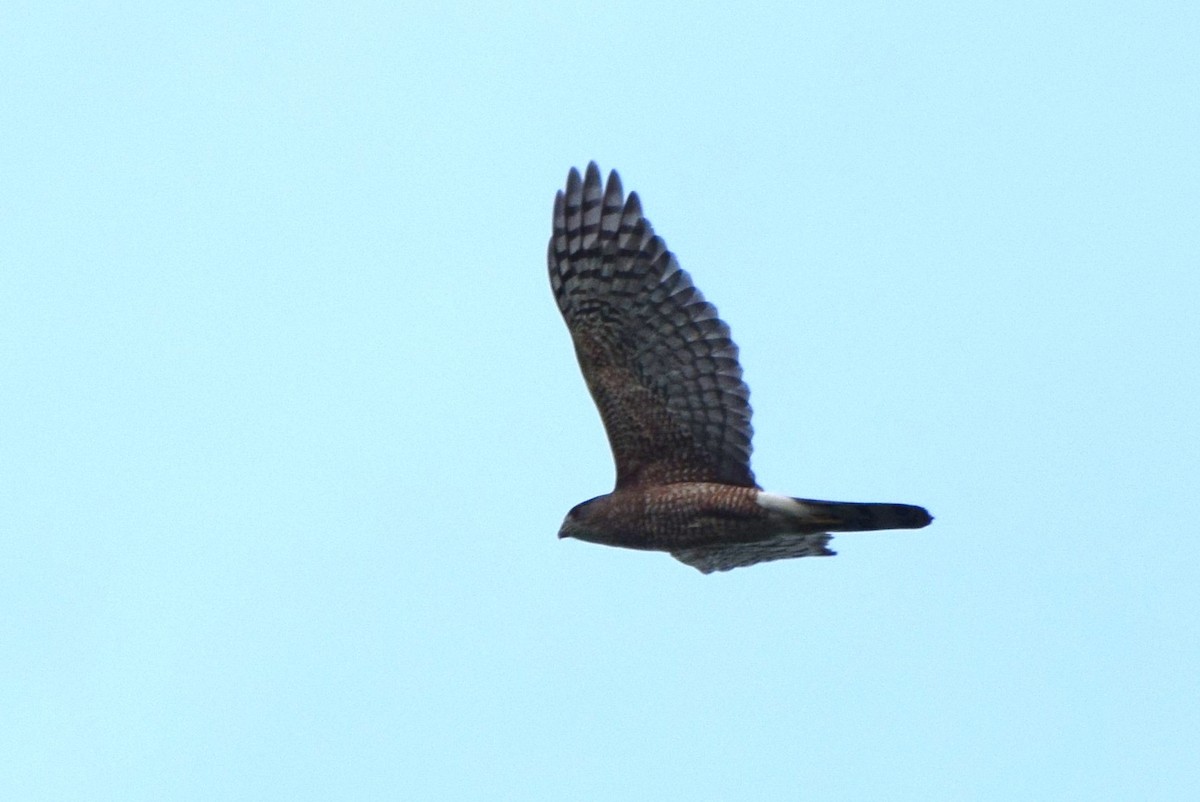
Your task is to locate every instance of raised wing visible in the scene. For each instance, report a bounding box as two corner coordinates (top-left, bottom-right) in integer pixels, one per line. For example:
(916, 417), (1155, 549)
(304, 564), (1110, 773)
(549, 163), (756, 490)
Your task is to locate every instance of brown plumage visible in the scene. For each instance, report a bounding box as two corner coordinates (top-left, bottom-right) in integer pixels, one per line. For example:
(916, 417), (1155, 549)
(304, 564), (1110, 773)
(549, 163), (931, 573)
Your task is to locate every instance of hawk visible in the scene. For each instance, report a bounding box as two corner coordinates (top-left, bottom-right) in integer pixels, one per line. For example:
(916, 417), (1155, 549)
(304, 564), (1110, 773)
(549, 163), (932, 573)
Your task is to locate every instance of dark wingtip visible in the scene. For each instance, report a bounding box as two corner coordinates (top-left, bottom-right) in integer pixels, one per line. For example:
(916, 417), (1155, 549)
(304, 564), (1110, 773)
(625, 190), (642, 216)
(605, 168), (623, 201)
(564, 166), (582, 200)
(583, 161), (601, 187)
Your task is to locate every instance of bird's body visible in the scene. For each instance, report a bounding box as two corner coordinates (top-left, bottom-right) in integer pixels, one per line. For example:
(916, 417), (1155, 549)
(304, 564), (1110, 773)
(565, 484), (772, 552)
(549, 163), (931, 573)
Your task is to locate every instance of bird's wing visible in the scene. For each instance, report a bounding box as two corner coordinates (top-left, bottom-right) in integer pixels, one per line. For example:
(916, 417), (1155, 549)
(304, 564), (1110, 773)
(549, 163), (756, 490)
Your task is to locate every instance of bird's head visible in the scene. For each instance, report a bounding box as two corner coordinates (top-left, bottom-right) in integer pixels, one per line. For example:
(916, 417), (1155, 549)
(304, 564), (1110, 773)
(557, 496), (603, 542)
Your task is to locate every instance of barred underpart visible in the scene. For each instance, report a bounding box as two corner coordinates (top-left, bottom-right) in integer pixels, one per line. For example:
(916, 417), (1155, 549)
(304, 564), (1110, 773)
(672, 533), (836, 574)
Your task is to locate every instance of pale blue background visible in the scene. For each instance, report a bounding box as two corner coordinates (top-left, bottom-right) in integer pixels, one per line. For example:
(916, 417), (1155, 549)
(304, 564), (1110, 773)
(3, 2), (1198, 799)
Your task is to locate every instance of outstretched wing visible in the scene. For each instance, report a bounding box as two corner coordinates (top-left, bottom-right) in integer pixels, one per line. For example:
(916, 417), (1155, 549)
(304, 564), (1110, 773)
(549, 163), (755, 490)
(672, 534), (835, 574)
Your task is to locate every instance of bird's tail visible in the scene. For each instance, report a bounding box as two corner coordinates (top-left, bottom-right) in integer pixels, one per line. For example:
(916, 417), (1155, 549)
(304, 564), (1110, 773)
(673, 494), (933, 573)
(789, 497), (933, 532)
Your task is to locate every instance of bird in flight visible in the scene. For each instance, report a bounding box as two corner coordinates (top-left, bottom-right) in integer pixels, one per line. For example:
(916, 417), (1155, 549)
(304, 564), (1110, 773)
(549, 163), (931, 573)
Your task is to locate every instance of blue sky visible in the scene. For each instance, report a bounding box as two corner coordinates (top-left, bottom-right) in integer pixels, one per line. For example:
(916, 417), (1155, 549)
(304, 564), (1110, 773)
(3, 2), (1198, 799)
